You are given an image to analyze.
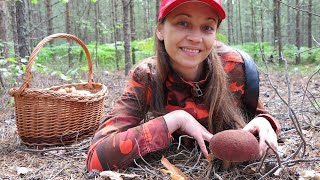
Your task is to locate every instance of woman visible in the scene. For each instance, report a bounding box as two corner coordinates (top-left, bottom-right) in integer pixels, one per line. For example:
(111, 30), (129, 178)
(86, 0), (281, 171)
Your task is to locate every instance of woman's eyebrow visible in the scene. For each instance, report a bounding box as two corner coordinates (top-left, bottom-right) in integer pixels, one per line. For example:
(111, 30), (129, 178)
(173, 13), (217, 23)
(173, 13), (191, 18)
(207, 17), (217, 23)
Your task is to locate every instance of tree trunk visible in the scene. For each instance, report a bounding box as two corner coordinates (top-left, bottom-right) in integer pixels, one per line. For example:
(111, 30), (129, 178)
(250, 0), (257, 43)
(95, 1), (100, 67)
(9, 0), (19, 59)
(0, 0), (9, 58)
(143, 1), (150, 38)
(156, 0), (160, 22)
(237, 0), (243, 45)
(273, 0), (277, 47)
(307, 0), (312, 48)
(16, 0), (29, 59)
(287, 0), (291, 44)
(114, 0), (120, 41)
(130, 0), (136, 65)
(112, 0), (120, 70)
(37, 2), (44, 41)
(227, 0), (232, 44)
(295, 0), (301, 64)
(121, 0), (131, 75)
(276, 0), (283, 63)
(26, 0), (33, 47)
(260, 0), (264, 42)
(66, 1), (73, 68)
(46, 0), (53, 44)
(83, 2), (92, 43)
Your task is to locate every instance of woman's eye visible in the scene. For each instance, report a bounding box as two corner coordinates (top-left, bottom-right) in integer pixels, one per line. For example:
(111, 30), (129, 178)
(177, 21), (189, 28)
(202, 26), (215, 32)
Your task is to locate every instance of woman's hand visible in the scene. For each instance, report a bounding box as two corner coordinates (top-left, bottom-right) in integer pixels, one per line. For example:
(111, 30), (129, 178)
(163, 110), (213, 158)
(243, 117), (278, 157)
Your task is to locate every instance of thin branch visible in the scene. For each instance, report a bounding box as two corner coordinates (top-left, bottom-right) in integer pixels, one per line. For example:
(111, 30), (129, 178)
(278, 0), (320, 17)
(260, 46), (307, 159)
(313, 35), (320, 46)
(301, 68), (320, 125)
(258, 141), (282, 179)
(265, 141), (282, 168)
(257, 147), (268, 173)
(177, 135), (194, 151)
(283, 54), (307, 157)
(28, 11), (66, 34)
(266, 46), (320, 62)
(306, 90), (320, 114)
(282, 158), (320, 165)
(133, 138), (160, 173)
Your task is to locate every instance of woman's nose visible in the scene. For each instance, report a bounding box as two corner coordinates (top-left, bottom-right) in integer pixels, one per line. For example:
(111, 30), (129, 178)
(186, 30), (203, 43)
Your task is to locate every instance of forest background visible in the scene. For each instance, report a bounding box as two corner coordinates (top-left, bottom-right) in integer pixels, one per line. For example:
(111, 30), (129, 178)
(0, 0), (319, 179)
(0, 0), (319, 83)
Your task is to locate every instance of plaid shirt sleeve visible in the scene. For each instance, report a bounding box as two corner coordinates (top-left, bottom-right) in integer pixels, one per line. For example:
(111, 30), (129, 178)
(86, 58), (171, 171)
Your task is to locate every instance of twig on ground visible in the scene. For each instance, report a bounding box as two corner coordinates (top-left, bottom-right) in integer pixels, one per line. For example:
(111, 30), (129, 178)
(185, 151), (202, 174)
(133, 138), (161, 178)
(257, 140), (283, 180)
(177, 135), (193, 151)
(265, 141), (282, 168)
(23, 146), (86, 153)
(260, 48), (306, 159)
(306, 89), (320, 114)
(283, 58), (307, 158)
(257, 147), (269, 173)
(301, 68), (320, 125)
(133, 159), (160, 178)
(282, 158), (320, 166)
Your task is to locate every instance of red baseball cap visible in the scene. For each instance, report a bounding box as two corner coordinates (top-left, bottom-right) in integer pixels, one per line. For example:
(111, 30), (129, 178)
(158, 0), (226, 22)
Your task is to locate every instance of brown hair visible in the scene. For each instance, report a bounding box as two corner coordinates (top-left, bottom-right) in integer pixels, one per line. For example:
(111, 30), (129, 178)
(146, 21), (246, 134)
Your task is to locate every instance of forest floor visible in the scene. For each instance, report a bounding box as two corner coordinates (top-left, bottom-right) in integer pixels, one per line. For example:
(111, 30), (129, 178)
(0, 68), (319, 180)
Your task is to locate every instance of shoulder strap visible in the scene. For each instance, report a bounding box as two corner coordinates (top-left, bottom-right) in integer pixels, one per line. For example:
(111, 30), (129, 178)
(234, 49), (260, 119)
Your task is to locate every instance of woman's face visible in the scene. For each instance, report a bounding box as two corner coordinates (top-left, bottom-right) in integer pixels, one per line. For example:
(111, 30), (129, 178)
(157, 2), (219, 76)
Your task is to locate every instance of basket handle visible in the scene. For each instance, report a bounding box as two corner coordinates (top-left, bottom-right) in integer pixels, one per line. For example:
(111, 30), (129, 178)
(17, 33), (94, 95)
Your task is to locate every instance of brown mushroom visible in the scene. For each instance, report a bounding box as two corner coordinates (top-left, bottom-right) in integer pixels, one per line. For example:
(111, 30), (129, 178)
(209, 129), (261, 169)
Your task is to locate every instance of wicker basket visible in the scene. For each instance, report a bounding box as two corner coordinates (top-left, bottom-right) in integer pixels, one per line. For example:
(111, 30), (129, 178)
(9, 33), (108, 146)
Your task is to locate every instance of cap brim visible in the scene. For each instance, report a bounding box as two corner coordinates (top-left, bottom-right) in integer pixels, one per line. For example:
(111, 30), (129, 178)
(158, 0), (226, 22)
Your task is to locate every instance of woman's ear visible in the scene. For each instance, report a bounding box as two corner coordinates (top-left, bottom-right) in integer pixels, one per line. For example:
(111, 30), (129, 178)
(156, 25), (164, 41)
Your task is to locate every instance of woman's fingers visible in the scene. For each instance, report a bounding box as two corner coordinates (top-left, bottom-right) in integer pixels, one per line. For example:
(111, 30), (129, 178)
(194, 136), (209, 158)
(165, 110), (213, 157)
(259, 129), (278, 157)
(243, 121), (258, 135)
(203, 129), (214, 142)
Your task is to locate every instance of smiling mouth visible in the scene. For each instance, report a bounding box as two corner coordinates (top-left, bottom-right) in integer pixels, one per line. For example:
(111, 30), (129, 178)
(181, 47), (201, 54)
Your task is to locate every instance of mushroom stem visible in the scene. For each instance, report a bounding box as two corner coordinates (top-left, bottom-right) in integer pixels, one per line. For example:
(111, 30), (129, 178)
(222, 160), (232, 170)
(222, 160), (241, 170)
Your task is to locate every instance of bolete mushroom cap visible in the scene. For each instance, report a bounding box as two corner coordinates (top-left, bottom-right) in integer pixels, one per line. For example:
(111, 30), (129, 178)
(209, 129), (261, 162)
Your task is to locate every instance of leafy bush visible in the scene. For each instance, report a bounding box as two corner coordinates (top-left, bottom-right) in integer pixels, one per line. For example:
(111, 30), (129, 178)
(233, 42), (275, 61)
(216, 33), (227, 44)
(132, 38), (155, 63)
(307, 49), (320, 63)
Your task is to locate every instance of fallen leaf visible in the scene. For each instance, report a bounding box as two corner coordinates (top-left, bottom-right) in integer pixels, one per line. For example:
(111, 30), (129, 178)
(161, 169), (185, 180)
(161, 156), (188, 180)
(243, 166), (257, 174)
(16, 166), (32, 175)
(273, 167), (283, 177)
(100, 171), (139, 180)
(206, 153), (215, 161)
(300, 170), (317, 178)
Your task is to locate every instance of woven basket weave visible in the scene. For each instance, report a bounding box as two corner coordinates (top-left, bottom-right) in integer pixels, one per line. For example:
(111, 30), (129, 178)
(9, 33), (108, 146)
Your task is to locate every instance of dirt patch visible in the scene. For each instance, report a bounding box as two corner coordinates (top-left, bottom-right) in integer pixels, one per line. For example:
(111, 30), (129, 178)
(0, 70), (319, 179)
